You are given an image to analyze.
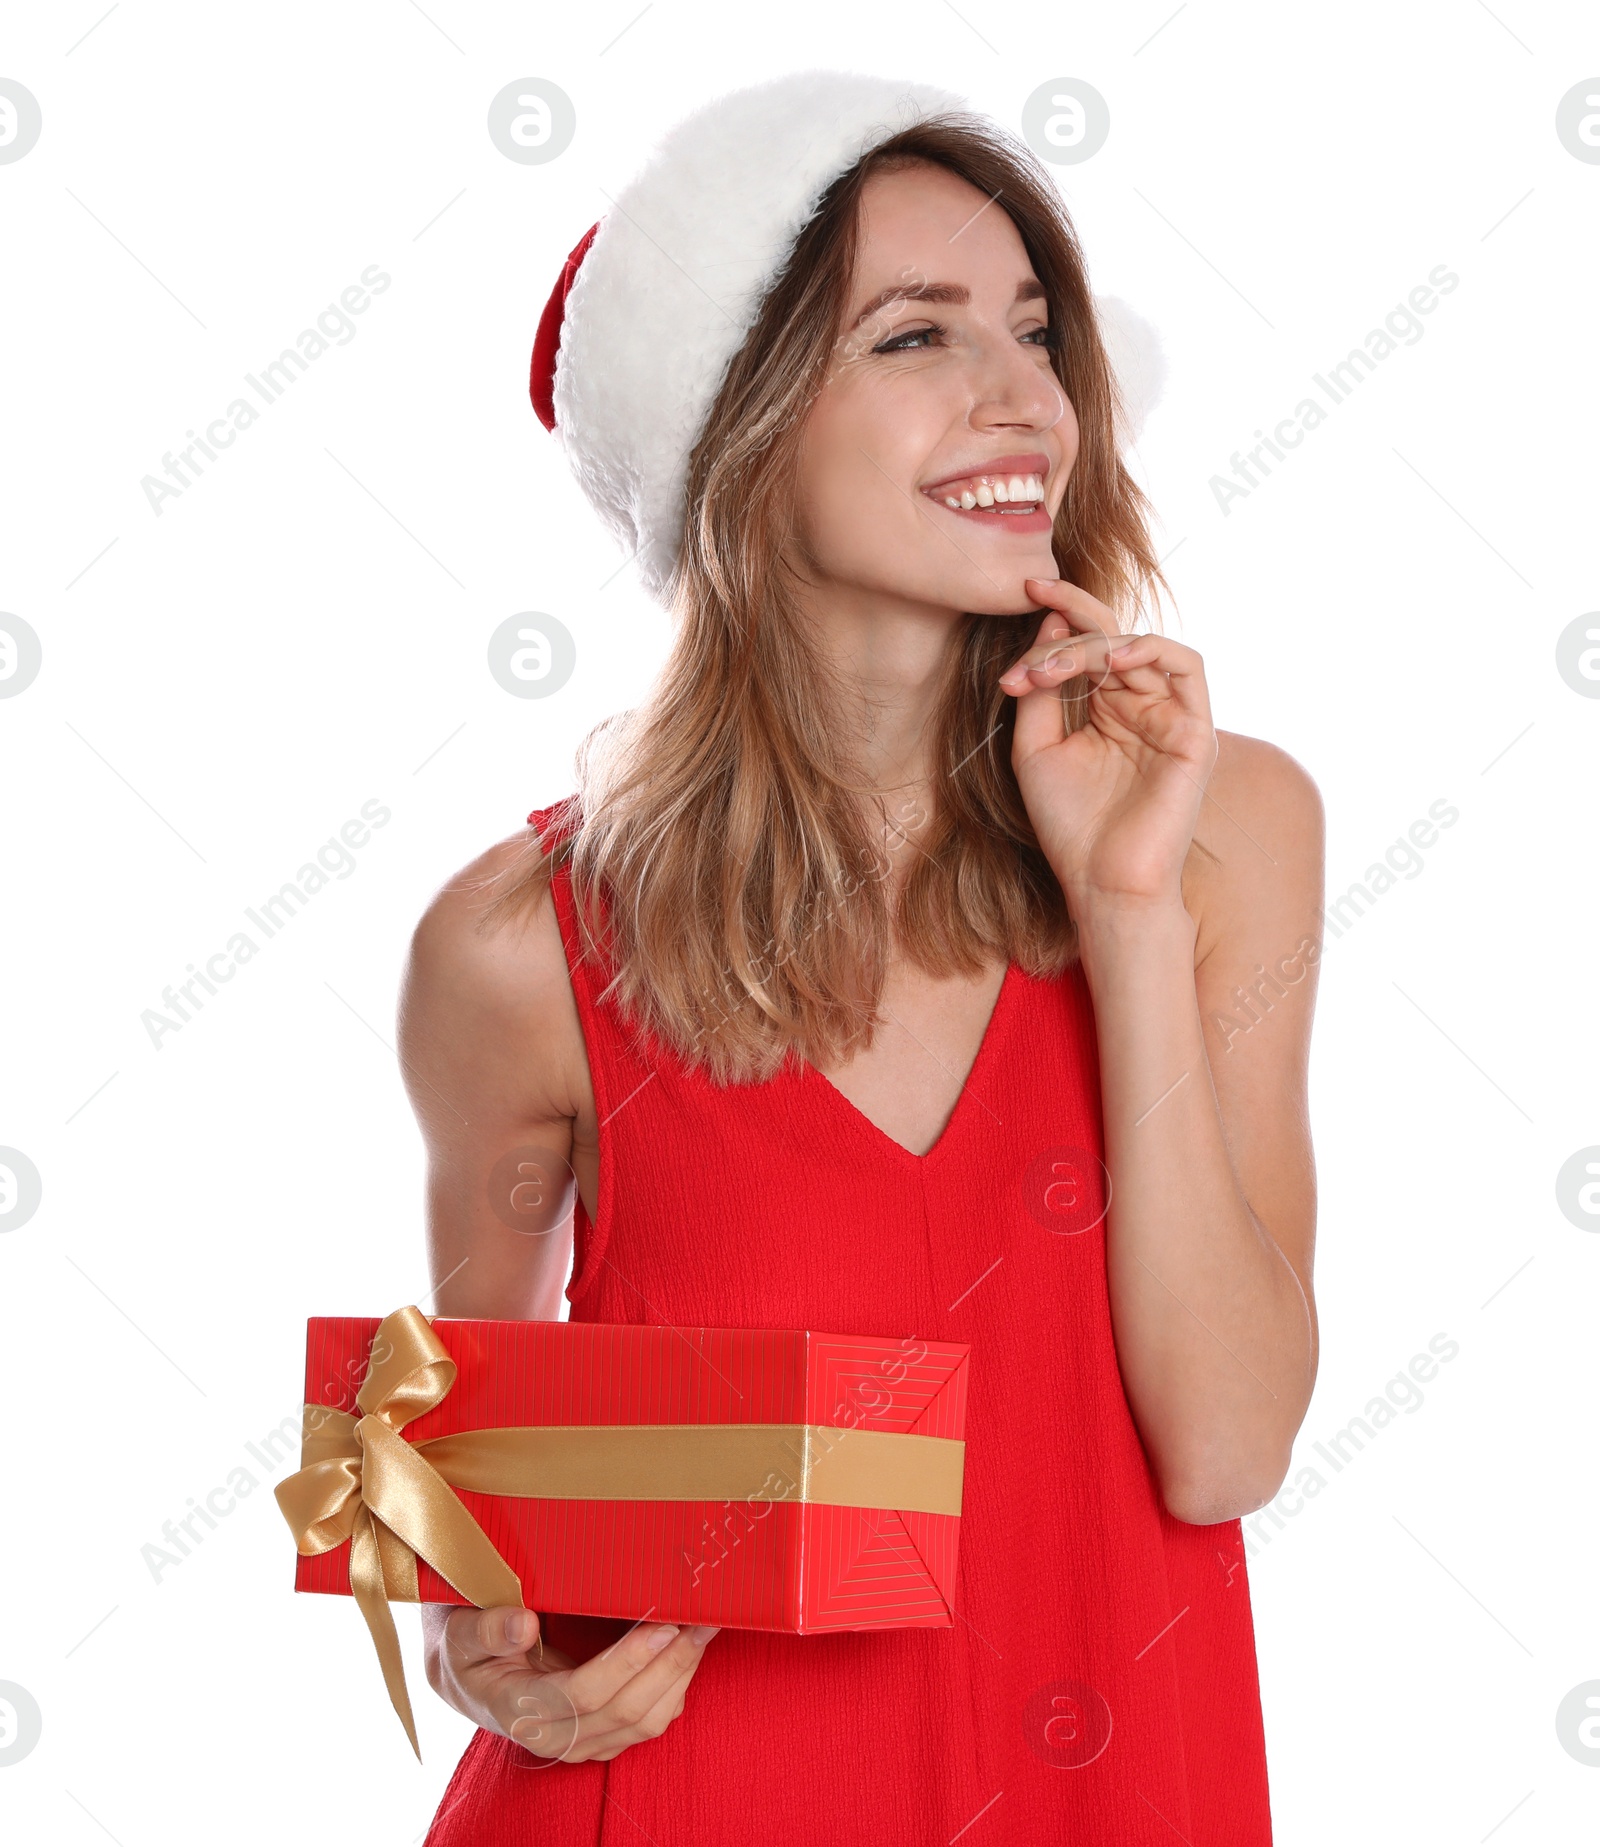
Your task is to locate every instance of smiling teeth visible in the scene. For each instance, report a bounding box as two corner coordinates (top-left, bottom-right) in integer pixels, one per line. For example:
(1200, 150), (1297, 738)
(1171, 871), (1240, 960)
(941, 472), (1045, 511)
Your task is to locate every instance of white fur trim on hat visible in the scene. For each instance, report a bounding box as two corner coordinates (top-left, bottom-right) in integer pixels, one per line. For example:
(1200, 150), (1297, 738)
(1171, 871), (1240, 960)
(550, 69), (1165, 604)
(1096, 295), (1167, 450)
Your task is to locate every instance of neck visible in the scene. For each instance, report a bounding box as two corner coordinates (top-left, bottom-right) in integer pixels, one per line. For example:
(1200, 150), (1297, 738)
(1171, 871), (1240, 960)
(791, 577), (963, 903)
(797, 581), (960, 778)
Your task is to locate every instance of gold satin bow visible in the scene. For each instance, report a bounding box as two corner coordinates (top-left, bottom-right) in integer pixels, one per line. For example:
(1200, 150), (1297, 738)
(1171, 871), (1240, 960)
(273, 1305), (524, 1759)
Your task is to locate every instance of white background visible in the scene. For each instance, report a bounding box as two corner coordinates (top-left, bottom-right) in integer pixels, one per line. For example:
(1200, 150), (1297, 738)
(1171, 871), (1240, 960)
(2, 3), (1597, 1841)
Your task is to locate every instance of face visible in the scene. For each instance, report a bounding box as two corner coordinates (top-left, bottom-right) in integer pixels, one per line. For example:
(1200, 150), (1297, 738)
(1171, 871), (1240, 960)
(790, 161), (1077, 622)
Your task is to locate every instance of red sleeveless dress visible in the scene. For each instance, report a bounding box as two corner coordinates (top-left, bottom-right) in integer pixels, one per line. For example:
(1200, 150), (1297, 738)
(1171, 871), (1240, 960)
(424, 802), (1274, 1845)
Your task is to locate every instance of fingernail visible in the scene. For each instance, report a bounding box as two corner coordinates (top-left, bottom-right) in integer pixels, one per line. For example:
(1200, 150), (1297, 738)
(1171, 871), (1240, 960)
(647, 1625), (679, 1652)
(1030, 576), (1060, 587)
(688, 1625), (720, 1645)
(504, 1611), (531, 1646)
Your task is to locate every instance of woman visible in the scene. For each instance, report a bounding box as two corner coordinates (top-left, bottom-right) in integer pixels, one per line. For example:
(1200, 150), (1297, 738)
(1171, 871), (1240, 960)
(405, 71), (1321, 1846)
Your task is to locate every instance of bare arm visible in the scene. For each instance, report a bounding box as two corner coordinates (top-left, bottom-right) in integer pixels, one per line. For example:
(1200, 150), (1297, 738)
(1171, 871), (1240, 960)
(1078, 731), (1323, 1525)
(396, 835), (718, 1758)
(397, 835), (586, 1323)
(1001, 582), (1323, 1528)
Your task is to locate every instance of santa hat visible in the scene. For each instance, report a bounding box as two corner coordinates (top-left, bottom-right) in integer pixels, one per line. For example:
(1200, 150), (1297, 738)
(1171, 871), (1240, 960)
(529, 69), (1166, 605)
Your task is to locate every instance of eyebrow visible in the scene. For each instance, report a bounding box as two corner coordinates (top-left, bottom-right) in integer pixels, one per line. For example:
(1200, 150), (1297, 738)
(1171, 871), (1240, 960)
(848, 277), (1047, 330)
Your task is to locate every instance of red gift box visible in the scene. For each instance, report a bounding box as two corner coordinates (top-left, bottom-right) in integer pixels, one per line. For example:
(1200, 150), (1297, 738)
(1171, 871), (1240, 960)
(277, 1307), (969, 1752)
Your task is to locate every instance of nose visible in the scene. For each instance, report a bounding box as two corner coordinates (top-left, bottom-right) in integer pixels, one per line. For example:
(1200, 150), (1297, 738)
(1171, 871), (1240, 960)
(964, 326), (1067, 436)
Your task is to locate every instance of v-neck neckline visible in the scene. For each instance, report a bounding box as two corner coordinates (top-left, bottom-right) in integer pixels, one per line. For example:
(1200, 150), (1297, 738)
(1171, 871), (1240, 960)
(798, 961), (1018, 1168)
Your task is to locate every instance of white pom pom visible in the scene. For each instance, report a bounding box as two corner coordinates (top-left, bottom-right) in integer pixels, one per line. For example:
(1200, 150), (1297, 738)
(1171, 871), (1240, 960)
(1094, 294), (1168, 447)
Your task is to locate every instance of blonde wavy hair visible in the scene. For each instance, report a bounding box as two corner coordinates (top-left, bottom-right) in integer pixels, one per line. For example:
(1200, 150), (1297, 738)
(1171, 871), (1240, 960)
(478, 114), (1174, 1085)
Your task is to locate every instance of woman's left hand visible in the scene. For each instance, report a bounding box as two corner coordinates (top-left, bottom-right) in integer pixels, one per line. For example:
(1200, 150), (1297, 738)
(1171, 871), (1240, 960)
(999, 576), (1218, 914)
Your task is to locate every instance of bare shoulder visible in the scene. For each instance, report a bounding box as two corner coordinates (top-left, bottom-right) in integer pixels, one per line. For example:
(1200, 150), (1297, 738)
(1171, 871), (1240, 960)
(1200, 729), (1324, 843)
(399, 830), (588, 1131)
(1184, 729), (1325, 968)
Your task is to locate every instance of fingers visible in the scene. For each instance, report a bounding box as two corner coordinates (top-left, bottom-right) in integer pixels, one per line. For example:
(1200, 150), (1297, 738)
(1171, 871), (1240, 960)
(445, 1608), (721, 1762)
(579, 1664), (694, 1760)
(593, 1630), (712, 1750)
(1089, 633), (1214, 724)
(1024, 575), (1116, 637)
(999, 627), (1119, 695)
(514, 1621), (720, 1763)
(574, 1621), (719, 1720)
(566, 1640), (706, 1758)
(444, 1603), (541, 1670)
(1001, 583), (1208, 715)
(1001, 607), (1094, 754)
(627, 1655), (697, 1739)
(506, 1674), (584, 1759)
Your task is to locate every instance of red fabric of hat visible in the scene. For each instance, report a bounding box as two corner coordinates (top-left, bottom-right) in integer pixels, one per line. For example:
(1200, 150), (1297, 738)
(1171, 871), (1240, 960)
(529, 220), (601, 431)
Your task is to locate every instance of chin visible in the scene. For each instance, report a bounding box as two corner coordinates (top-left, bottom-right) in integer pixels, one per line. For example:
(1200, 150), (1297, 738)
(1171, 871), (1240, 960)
(986, 586), (1053, 618)
(947, 560), (1057, 619)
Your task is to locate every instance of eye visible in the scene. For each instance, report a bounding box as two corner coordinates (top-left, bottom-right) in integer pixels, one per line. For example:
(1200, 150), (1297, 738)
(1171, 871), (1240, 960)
(871, 320), (1061, 355)
(872, 322), (944, 354)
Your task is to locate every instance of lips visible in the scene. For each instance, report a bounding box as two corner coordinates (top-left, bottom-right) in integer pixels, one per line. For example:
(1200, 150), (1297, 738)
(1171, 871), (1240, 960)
(921, 451), (1051, 493)
(919, 451), (1054, 535)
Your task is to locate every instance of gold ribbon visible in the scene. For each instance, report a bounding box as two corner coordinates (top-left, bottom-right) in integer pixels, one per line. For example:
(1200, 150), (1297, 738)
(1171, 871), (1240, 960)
(275, 1306), (965, 1757)
(273, 1306), (524, 1758)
